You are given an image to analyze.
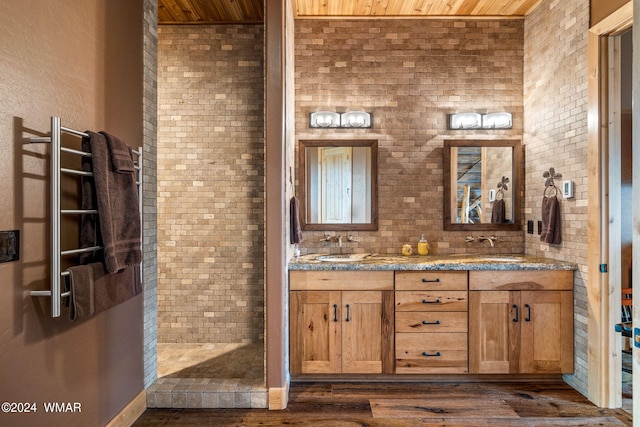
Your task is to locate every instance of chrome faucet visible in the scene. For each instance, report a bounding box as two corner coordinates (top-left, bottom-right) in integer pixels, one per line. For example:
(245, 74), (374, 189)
(477, 236), (500, 247)
(320, 233), (344, 248)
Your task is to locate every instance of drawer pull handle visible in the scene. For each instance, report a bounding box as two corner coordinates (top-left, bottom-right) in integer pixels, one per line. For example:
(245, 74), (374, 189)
(333, 304), (338, 322)
(422, 320), (441, 325)
(422, 351), (441, 357)
(422, 299), (441, 304)
(422, 278), (441, 283)
(345, 304), (351, 322)
(525, 304), (531, 322)
(513, 304), (519, 323)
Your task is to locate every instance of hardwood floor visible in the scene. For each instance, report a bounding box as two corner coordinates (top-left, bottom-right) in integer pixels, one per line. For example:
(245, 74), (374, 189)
(134, 381), (632, 426)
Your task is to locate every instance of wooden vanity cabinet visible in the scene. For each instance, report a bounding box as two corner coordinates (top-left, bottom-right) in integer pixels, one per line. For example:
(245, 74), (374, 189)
(468, 270), (574, 374)
(289, 271), (394, 375)
(394, 271), (469, 374)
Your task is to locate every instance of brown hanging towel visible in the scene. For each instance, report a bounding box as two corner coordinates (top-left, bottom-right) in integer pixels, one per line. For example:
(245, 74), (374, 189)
(290, 196), (303, 244)
(491, 199), (506, 224)
(540, 195), (561, 245)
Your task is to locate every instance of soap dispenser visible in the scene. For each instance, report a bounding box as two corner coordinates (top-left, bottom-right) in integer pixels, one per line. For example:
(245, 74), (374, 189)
(417, 234), (429, 256)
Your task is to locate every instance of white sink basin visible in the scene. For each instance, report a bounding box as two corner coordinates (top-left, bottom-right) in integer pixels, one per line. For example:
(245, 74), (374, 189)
(315, 253), (371, 262)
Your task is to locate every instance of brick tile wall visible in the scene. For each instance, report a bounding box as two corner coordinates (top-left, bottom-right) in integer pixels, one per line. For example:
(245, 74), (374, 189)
(157, 25), (265, 344)
(294, 19), (525, 256)
(143, 0), (158, 388)
(524, 0), (590, 395)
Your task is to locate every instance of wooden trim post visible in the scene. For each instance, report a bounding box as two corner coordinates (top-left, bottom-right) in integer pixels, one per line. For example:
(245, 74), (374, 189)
(586, 1), (633, 408)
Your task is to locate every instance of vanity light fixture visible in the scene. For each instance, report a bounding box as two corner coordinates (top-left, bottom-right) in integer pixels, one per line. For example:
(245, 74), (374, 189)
(449, 112), (482, 129)
(309, 111), (340, 128)
(448, 112), (513, 130)
(340, 111), (371, 128)
(482, 112), (512, 129)
(309, 111), (372, 128)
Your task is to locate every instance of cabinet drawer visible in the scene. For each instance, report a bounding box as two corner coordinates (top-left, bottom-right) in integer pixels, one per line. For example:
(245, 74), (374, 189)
(395, 332), (468, 374)
(395, 271), (468, 291)
(469, 270), (573, 291)
(395, 291), (468, 311)
(396, 311), (467, 333)
(290, 270), (394, 291)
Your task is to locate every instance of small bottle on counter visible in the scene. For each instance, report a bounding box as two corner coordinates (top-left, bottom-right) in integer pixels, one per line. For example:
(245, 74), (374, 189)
(401, 244), (413, 256)
(417, 234), (429, 256)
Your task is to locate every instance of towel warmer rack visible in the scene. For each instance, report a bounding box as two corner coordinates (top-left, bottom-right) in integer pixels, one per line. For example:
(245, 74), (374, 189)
(30, 116), (142, 318)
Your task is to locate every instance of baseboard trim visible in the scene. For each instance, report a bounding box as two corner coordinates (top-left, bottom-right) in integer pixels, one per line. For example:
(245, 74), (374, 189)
(106, 390), (147, 427)
(268, 381), (290, 410)
(290, 374), (565, 383)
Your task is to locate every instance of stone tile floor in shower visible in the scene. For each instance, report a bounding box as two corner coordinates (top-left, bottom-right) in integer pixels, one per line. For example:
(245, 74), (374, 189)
(147, 342), (267, 409)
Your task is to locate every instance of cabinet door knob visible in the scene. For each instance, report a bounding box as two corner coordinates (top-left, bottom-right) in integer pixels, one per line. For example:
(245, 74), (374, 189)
(333, 304), (338, 322)
(422, 351), (441, 357)
(345, 304), (350, 322)
(513, 304), (519, 322)
(421, 278), (441, 283)
(422, 320), (441, 325)
(525, 304), (531, 322)
(422, 299), (441, 304)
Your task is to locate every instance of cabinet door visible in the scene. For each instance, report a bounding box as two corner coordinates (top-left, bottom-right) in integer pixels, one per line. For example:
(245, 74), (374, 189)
(469, 291), (520, 374)
(341, 291), (384, 373)
(290, 291), (341, 374)
(520, 291), (574, 373)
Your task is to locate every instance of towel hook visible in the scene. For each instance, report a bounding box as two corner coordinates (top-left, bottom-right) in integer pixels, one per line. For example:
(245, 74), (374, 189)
(543, 167), (562, 197)
(495, 176), (509, 200)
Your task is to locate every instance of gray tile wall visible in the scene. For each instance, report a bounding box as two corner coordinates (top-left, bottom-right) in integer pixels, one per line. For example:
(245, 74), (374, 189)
(143, 0), (159, 389)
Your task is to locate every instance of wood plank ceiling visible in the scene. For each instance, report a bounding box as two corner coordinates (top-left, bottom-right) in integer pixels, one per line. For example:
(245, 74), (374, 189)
(158, 0), (264, 24)
(158, 0), (543, 24)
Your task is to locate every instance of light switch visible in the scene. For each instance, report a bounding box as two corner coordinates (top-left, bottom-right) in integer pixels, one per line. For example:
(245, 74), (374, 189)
(0, 230), (19, 263)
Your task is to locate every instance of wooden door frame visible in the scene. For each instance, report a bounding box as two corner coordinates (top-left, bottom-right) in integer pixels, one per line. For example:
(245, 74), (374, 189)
(587, 1), (633, 408)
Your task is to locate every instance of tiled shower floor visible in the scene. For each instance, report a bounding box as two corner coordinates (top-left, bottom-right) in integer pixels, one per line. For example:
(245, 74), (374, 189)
(146, 343), (267, 409)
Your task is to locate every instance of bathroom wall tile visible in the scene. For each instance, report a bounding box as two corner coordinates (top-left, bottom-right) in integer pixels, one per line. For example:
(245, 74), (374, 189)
(235, 392), (251, 408)
(170, 391), (188, 408)
(146, 391), (156, 408)
(523, 0), (589, 395)
(186, 391), (203, 408)
(142, 0), (159, 389)
(294, 19), (525, 256)
(154, 391), (172, 408)
(157, 25), (265, 344)
(218, 392), (236, 408)
(202, 391), (220, 408)
(250, 391), (268, 409)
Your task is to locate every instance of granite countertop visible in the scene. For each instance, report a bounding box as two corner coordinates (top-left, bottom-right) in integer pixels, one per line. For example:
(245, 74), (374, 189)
(288, 253), (577, 271)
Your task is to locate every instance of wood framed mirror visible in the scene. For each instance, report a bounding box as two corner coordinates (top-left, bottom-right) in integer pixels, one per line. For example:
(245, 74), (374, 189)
(443, 139), (522, 231)
(299, 139), (378, 231)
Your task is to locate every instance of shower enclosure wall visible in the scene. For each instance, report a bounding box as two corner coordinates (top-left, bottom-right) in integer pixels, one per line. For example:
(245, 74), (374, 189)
(155, 23), (265, 402)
